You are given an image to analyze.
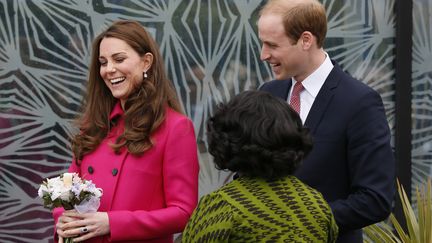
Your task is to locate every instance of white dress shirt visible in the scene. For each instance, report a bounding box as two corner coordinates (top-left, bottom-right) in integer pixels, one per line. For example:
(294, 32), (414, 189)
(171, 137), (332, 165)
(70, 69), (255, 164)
(288, 53), (334, 124)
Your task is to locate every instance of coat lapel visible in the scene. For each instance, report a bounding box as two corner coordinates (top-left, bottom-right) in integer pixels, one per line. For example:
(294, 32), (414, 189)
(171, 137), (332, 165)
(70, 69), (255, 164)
(304, 65), (341, 134)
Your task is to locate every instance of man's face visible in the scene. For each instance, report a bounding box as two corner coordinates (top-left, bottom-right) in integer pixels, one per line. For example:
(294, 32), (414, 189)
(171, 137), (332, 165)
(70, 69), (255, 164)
(258, 14), (305, 81)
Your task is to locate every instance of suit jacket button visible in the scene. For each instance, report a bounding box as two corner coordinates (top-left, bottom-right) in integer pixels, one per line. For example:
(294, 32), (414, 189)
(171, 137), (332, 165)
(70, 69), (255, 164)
(88, 166), (94, 174)
(112, 168), (118, 176)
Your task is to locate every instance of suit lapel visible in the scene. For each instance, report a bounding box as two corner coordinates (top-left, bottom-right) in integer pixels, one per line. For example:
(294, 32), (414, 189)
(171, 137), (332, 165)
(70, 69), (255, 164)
(304, 65), (342, 134)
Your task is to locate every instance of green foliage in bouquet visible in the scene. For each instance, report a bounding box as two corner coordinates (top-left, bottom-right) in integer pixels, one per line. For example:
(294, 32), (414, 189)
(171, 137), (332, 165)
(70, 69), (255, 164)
(363, 178), (432, 243)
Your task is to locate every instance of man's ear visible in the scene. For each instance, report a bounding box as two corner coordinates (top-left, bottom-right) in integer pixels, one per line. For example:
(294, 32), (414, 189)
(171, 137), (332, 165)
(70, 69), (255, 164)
(300, 31), (314, 50)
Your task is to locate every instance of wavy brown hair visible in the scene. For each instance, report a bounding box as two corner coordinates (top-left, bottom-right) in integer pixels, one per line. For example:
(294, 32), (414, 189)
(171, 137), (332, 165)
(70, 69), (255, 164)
(71, 20), (182, 163)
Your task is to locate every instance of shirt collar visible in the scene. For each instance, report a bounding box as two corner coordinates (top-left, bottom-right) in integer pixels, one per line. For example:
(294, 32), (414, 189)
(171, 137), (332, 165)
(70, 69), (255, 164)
(109, 101), (124, 120)
(292, 52), (334, 98)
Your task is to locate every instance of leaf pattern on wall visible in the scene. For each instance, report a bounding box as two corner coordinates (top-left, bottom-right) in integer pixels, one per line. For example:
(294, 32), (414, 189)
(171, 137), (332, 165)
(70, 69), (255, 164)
(412, 0), (432, 189)
(0, 0), (406, 242)
(325, 0), (396, 129)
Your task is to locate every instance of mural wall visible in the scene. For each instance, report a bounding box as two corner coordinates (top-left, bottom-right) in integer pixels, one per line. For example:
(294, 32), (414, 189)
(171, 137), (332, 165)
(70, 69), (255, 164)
(412, 0), (432, 188)
(0, 0), (426, 242)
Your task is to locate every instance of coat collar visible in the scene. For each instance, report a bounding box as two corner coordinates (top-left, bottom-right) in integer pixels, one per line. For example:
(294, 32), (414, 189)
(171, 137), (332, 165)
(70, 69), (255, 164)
(109, 102), (124, 120)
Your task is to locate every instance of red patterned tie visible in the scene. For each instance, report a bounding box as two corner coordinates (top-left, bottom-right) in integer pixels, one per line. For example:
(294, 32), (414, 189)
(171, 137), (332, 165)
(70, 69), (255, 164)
(289, 82), (303, 114)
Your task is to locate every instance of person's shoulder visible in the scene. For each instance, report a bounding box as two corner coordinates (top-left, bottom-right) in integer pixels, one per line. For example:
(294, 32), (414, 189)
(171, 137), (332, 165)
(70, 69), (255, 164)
(332, 65), (372, 88)
(201, 188), (224, 201)
(165, 106), (186, 118)
(282, 176), (327, 199)
(259, 79), (290, 91)
(198, 186), (233, 211)
(155, 107), (195, 137)
(331, 64), (379, 97)
(212, 178), (250, 201)
(164, 107), (192, 124)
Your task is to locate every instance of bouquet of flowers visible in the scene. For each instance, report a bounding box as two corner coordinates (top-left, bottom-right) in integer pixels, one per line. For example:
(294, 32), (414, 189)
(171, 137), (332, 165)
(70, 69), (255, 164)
(38, 172), (102, 243)
(38, 172), (103, 212)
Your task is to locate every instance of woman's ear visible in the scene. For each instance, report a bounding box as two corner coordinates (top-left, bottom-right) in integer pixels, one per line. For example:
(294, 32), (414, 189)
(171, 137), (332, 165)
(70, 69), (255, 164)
(142, 52), (154, 72)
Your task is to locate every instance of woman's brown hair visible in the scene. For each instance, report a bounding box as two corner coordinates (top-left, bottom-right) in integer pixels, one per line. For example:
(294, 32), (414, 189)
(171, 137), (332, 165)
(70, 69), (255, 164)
(71, 20), (182, 163)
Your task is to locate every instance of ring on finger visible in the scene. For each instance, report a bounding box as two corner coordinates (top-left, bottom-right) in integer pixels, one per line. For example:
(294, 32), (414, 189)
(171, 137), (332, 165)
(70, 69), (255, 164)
(80, 227), (89, 233)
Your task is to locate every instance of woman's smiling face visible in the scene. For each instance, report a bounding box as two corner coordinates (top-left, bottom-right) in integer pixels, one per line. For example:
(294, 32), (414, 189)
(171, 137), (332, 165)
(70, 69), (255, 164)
(98, 37), (149, 107)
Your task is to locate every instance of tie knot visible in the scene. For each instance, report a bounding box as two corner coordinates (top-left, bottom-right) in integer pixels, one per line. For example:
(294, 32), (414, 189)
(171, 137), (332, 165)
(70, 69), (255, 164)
(292, 82), (304, 96)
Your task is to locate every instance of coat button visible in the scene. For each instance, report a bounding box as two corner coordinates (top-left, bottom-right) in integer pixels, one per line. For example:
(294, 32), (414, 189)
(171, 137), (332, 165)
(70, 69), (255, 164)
(88, 166), (94, 174)
(112, 168), (118, 176)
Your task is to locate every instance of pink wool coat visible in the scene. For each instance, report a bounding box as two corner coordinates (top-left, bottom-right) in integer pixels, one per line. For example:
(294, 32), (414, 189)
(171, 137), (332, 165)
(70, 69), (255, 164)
(54, 103), (199, 243)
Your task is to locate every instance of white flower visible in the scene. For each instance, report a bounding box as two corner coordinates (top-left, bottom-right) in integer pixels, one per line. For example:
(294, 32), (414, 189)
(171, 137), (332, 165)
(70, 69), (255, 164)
(93, 188), (103, 198)
(59, 190), (72, 201)
(38, 172), (103, 210)
(63, 173), (73, 187)
(38, 184), (48, 198)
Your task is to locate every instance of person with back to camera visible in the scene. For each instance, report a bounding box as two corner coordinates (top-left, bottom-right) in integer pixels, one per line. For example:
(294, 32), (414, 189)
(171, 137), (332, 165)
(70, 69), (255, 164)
(182, 90), (338, 242)
(53, 20), (199, 243)
(257, 0), (396, 242)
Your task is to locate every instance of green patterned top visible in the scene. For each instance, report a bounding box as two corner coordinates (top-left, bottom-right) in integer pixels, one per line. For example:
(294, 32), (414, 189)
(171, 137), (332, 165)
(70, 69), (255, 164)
(182, 175), (338, 242)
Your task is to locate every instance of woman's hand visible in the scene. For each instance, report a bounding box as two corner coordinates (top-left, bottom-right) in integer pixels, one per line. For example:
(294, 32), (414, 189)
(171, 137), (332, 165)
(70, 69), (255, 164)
(59, 211), (110, 242)
(56, 210), (80, 239)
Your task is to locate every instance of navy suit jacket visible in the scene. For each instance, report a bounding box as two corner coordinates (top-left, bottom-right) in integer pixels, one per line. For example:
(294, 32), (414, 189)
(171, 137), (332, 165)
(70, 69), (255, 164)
(260, 63), (395, 243)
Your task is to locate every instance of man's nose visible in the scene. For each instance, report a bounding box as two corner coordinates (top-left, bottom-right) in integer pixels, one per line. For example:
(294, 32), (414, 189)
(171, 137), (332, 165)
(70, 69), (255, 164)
(260, 46), (270, 61)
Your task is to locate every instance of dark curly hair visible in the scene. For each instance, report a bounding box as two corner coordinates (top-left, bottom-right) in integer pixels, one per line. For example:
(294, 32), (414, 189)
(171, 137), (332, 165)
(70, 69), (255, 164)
(207, 90), (312, 179)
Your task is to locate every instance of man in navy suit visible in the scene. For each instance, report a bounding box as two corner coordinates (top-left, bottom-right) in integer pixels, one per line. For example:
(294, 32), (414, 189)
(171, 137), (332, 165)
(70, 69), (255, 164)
(257, 0), (395, 242)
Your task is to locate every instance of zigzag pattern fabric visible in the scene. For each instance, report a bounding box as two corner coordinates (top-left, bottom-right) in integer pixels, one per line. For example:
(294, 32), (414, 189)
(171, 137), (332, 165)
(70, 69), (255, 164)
(182, 176), (338, 242)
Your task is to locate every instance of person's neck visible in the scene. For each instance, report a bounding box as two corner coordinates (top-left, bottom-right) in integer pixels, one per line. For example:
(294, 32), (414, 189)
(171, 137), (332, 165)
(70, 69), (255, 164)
(120, 100), (126, 110)
(295, 48), (326, 82)
(309, 48), (326, 74)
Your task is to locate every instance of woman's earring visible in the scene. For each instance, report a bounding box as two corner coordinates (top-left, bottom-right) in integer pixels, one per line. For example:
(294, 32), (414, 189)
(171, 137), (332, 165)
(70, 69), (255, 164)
(143, 71), (148, 79)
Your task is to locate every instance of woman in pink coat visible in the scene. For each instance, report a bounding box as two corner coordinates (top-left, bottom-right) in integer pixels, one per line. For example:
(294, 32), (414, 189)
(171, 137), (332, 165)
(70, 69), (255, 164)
(54, 20), (199, 243)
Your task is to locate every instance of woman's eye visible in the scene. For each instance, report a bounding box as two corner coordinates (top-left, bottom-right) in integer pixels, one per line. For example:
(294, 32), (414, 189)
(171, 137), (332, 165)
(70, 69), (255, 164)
(99, 61), (107, 66)
(115, 58), (125, 63)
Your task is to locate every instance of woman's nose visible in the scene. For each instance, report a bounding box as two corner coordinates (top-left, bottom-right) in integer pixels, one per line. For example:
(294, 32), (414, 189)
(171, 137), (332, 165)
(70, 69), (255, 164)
(107, 62), (116, 72)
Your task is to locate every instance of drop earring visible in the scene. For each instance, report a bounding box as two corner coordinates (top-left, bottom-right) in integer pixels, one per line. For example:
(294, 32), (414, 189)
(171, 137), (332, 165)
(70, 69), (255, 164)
(143, 71), (148, 79)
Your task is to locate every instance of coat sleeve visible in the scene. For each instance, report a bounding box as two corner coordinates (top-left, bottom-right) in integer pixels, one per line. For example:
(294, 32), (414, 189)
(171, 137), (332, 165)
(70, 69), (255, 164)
(329, 90), (395, 232)
(108, 116), (200, 241)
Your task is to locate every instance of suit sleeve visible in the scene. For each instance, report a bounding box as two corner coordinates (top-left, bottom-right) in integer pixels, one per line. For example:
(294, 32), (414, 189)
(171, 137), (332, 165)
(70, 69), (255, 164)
(329, 90), (395, 232)
(108, 117), (199, 241)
